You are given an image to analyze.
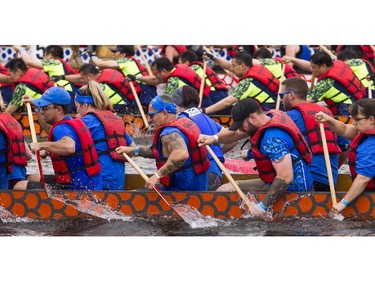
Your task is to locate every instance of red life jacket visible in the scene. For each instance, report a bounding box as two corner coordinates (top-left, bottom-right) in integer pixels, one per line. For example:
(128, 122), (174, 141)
(97, 69), (137, 101)
(161, 45), (187, 55)
(317, 60), (366, 114)
(337, 45), (375, 61)
(168, 64), (211, 96)
(86, 110), (128, 161)
(348, 129), (375, 189)
(0, 65), (12, 87)
(274, 57), (299, 78)
(250, 110), (312, 184)
(0, 113), (28, 173)
(48, 118), (101, 184)
(14, 68), (54, 94)
(291, 103), (341, 154)
(151, 118), (210, 187)
(240, 64), (280, 103)
(56, 58), (75, 75)
(189, 61), (228, 91)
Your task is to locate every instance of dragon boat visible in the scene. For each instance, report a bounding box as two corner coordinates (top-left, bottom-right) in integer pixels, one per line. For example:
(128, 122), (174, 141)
(1, 173), (369, 221)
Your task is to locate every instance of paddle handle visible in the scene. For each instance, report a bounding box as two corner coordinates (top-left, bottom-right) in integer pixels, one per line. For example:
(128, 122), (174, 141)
(309, 73), (316, 92)
(136, 45), (153, 76)
(205, 145), (254, 209)
(129, 82), (149, 129)
(122, 152), (172, 208)
(198, 60), (207, 108)
(368, 80), (373, 99)
(26, 102), (46, 190)
(275, 63), (286, 110)
(319, 122), (337, 204)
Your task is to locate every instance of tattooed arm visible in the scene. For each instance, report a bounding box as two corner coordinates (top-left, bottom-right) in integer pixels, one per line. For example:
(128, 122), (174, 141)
(157, 132), (189, 177)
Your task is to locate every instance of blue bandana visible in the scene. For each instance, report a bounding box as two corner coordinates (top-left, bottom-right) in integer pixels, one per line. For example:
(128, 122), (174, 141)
(150, 95), (177, 114)
(75, 90), (94, 104)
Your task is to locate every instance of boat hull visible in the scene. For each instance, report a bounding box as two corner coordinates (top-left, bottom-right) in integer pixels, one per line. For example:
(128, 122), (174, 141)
(0, 189), (374, 220)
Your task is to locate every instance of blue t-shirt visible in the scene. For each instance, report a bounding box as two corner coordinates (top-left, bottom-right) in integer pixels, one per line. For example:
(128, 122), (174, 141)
(81, 114), (134, 190)
(52, 116), (102, 190)
(158, 126), (208, 191)
(0, 132), (9, 189)
(260, 127), (313, 192)
(355, 135), (375, 179)
(287, 109), (339, 186)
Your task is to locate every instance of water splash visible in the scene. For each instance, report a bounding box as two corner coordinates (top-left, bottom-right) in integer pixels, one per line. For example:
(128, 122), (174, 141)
(0, 205), (34, 223)
(50, 193), (132, 222)
(171, 204), (225, 229)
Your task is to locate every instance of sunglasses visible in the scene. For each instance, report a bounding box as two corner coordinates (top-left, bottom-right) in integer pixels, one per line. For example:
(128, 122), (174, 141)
(148, 110), (164, 120)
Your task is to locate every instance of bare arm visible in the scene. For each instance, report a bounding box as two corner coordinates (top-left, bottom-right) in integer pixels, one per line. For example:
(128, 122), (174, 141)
(332, 174), (371, 214)
(30, 136), (76, 156)
(315, 111), (358, 140)
(157, 132), (189, 177)
(261, 154), (293, 207)
(24, 140), (33, 160)
(91, 57), (119, 69)
(204, 95), (238, 114)
(14, 45), (43, 69)
(0, 74), (12, 84)
(138, 75), (162, 86)
(282, 55), (311, 72)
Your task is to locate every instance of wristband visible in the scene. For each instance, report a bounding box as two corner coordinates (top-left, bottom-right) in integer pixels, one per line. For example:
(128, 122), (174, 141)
(19, 47), (26, 53)
(212, 135), (219, 143)
(136, 75), (142, 81)
(258, 201), (267, 211)
(154, 172), (161, 179)
(213, 55), (218, 61)
(341, 198), (350, 207)
(134, 146), (139, 156)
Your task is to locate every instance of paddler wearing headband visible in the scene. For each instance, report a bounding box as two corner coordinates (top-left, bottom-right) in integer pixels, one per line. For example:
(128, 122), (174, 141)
(116, 94), (210, 192)
(75, 81), (135, 190)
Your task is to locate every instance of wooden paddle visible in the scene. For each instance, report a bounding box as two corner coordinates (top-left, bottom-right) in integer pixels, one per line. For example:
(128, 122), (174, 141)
(368, 80), (373, 99)
(122, 152), (205, 224)
(309, 73), (316, 92)
(198, 59), (207, 108)
(318, 122), (337, 205)
(275, 63), (286, 110)
(205, 145), (255, 211)
(26, 102), (49, 196)
(136, 45), (153, 76)
(128, 82), (149, 129)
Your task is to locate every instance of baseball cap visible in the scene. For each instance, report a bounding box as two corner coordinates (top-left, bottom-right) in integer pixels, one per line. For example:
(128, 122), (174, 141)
(109, 45), (135, 56)
(228, 98), (261, 131)
(32, 86), (71, 107)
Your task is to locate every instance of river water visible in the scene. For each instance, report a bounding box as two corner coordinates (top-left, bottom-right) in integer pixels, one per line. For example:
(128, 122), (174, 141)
(1, 137), (373, 281)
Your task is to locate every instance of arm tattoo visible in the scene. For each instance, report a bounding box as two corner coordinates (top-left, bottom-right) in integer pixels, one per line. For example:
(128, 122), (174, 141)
(139, 145), (155, 158)
(262, 177), (288, 207)
(159, 132), (187, 177)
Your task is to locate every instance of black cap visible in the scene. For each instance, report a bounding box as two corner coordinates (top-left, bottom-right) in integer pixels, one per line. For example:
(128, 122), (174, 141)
(109, 45), (135, 56)
(228, 98), (261, 131)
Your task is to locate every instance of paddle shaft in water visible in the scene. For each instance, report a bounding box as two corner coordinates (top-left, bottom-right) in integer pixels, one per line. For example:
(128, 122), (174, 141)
(319, 122), (337, 204)
(205, 145), (255, 210)
(122, 152), (188, 220)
